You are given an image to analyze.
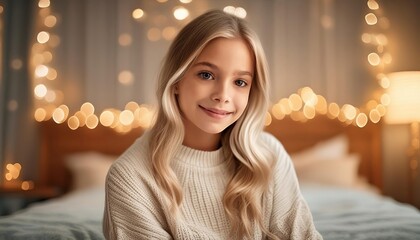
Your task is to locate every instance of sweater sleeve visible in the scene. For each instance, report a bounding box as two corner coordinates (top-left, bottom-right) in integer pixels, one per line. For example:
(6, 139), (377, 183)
(103, 155), (172, 240)
(263, 133), (323, 240)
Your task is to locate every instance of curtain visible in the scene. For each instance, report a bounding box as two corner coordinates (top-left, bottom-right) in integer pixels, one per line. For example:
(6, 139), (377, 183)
(37, 0), (375, 112)
(0, 0), (37, 185)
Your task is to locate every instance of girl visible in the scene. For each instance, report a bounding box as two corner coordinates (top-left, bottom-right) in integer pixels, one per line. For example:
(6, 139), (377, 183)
(103, 9), (322, 240)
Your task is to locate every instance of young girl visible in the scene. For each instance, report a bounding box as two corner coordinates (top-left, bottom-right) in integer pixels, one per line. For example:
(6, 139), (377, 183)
(103, 10), (322, 240)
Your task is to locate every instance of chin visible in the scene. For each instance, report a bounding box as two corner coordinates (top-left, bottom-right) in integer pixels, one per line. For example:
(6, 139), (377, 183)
(199, 124), (231, 135)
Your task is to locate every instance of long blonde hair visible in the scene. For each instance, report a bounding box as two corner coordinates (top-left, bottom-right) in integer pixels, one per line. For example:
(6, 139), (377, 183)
(148, 9), (276, 239)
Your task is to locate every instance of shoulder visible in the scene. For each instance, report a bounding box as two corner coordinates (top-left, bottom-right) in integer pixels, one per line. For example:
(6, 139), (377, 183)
(259, 131), (294, 176)
(107, 132), (153, 184)
(259, 131), (287, 156)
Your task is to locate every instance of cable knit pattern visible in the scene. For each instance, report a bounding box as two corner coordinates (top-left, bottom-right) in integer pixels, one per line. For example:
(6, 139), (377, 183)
(103, 132), (322, 239)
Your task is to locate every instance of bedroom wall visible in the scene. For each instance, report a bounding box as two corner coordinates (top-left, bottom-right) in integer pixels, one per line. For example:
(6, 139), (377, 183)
(380, 0), (420, 208)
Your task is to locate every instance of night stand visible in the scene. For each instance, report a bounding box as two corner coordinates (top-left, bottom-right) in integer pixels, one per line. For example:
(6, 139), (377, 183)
(0, 186), (61, 216)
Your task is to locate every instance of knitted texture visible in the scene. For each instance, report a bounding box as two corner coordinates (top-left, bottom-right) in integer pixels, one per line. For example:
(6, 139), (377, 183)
(103, 132), (322, 239)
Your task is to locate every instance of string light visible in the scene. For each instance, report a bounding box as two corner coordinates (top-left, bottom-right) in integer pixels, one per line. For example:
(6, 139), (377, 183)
(31, 0), (389, 131)
(267, 0), (390, 128)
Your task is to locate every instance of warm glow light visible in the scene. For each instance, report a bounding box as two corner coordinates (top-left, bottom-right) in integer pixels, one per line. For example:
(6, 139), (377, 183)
(75, 111), (87, 127)
(279, 99), (292, 115)
(68, 116), (80, 130)
(223, 6), (235, 15)
(342, 104), (357, 120)
(125, 101), (139, 112)
(120, 110), (134, 126)
(303, 105), (316, 119)
(223, 6), (247, 18)
(381, 93), (391, 106)
(162, 26), (177, 41)
(369, 109), (381, 123)
(315, 95), (328, 114)
(118, 71), (134, 85)
(379, 76), (390, 88)
(34, 84), (48, 98)
(367, 0), (379, 10)
(328, 103), (340, 118)
(173, 7), (189, 20)
(376, 104), (386, 116)
(136, 106), (153, 128)
(356, 113), (368, 127)
(37, 31), (50, 44)
(34, 108), (47, 122)
(5, 173), (13, 181)
(289, 94), (303, 111)
(29, 1), (387, 130)
(385, 71), (420, 124)
(100, 111), (115, 127)
(52, 107), (66, 123)
(365, 13), (378, 25)
(46, 68), (57, 80)
(6, 163), (21, 180)
(86, 115), (99, 129)
(44, 15), (57, 27)
(361, 33), (371, 43)
(368, 52), (380, 66)
(35, 64), (49, 77)
(300, 87), (317, 106)
(271, 104), (285, 120)
(132, 8), (145, 19)
(38, 0), (50, 8)
(81, 102), (95, 116)
(21, 181), (34, 191)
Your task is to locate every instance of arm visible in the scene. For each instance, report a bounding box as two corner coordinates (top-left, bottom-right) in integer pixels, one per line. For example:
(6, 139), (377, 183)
(103, 160), (172, 240)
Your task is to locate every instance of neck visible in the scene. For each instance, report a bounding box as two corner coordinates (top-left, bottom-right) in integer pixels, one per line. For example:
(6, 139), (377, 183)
(183, 129), (221, 151)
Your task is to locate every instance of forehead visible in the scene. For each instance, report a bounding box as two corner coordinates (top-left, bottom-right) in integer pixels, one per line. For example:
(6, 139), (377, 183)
(194, 37), (255, 74)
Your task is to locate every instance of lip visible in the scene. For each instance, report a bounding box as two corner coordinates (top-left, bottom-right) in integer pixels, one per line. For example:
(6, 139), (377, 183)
(199, 105), (233, 119)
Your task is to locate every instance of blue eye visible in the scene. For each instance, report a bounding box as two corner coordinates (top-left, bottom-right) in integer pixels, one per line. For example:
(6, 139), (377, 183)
(235, 79), (247, 87)
(198, 71), (214, 80)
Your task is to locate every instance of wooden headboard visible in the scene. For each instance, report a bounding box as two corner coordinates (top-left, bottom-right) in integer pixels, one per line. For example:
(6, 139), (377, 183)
(37, 115), (382, 194)
(265, 115), (383, 191)
(38, 121), (144, 193)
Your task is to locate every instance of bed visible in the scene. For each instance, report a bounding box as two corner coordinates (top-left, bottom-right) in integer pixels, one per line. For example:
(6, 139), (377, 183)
(1, 115), (420, 239)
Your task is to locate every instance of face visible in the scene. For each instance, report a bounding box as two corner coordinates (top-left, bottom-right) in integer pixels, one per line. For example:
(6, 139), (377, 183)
(176, 37), (255, 138)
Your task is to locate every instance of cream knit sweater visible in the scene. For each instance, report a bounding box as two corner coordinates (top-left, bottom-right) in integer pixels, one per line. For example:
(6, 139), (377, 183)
(103, 132), (322, 239)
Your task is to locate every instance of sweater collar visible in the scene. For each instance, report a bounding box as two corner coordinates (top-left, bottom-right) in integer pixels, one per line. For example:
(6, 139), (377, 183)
(174, 144), (226, 168)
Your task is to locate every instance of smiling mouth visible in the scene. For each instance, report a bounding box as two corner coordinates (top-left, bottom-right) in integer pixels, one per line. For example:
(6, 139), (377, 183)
(199, 105), (233, 118)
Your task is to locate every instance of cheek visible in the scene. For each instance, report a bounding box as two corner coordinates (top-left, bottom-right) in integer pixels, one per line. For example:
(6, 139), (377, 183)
(235, 93), (250, 115)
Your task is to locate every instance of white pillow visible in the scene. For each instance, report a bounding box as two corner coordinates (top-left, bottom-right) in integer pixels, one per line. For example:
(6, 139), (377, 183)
(295, 154), (361, 187)
(65, 151), (116, 191)
(290, 134), (349, 166)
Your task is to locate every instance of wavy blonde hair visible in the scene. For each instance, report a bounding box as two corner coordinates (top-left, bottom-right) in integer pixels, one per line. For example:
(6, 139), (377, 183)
(148, 10), (276, 239)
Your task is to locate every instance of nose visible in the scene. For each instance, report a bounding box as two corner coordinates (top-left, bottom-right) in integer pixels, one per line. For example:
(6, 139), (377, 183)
(211, 81), (231, 103)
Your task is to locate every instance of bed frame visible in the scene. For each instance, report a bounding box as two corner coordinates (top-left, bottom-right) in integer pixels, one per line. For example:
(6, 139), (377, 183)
(37, 115), (382, 195)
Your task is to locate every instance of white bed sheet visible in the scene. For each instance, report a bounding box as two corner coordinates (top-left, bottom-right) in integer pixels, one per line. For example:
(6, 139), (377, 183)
(301, 184), (420, 240)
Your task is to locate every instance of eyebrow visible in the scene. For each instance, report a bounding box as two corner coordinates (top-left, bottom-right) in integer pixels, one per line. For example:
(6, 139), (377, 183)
(193, 61), (254, 78)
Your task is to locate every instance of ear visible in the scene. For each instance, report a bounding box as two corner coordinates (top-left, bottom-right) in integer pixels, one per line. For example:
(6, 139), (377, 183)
(174, 84), (179, 94)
